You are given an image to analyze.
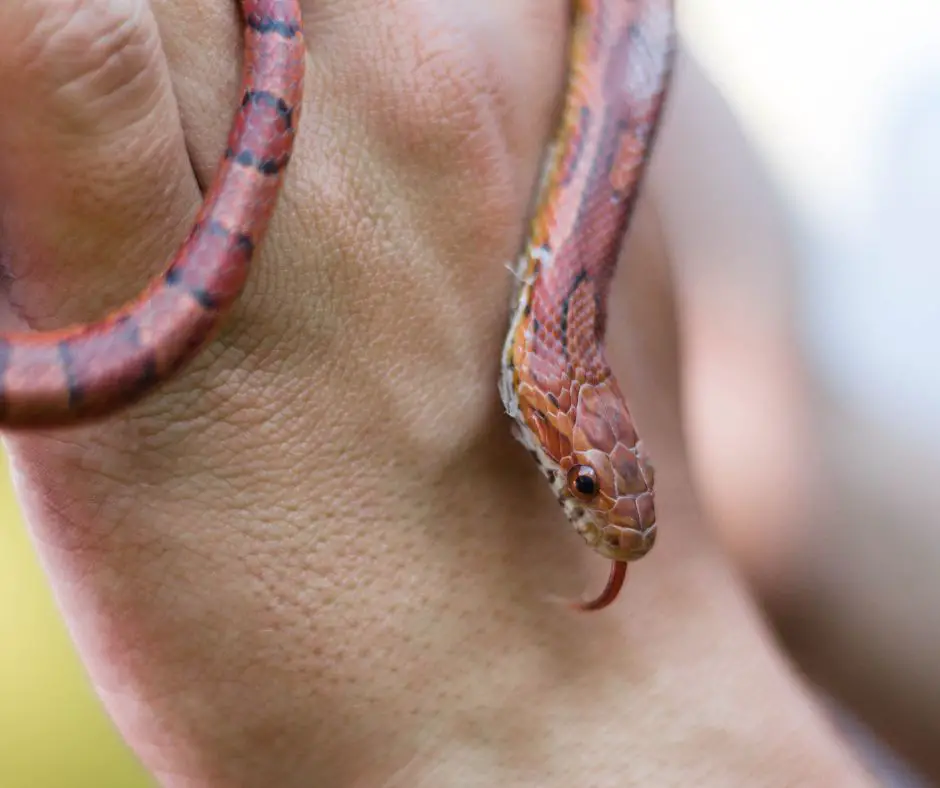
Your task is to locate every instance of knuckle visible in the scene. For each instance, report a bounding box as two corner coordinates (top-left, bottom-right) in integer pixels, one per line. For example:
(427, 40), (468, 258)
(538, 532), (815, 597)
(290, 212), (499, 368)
(0, 0), (163, 133)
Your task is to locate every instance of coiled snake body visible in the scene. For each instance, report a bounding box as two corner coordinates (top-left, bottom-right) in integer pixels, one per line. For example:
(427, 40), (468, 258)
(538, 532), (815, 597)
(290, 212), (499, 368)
(0, 0), (674, 611)
(0, 0), (305, 426)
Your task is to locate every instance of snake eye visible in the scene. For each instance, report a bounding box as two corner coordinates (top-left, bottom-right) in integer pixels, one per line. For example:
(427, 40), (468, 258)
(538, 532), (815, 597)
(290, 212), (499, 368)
(567, 464), (599, 501)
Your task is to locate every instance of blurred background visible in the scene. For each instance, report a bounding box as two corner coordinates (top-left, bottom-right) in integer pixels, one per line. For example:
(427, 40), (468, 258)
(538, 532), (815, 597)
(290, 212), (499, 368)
(1, 0), (937, 785)
(0, 467), (152, 787)
(675, 1), (938, 785)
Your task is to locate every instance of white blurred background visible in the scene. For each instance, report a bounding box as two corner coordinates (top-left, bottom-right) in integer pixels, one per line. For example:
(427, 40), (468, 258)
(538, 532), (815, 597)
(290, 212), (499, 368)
(686, 0), (939, 438)
(678, 2), (939, 785)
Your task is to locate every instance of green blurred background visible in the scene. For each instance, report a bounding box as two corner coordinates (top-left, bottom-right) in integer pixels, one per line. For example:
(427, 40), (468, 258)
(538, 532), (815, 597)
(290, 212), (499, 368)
(0, 450), (152, 787)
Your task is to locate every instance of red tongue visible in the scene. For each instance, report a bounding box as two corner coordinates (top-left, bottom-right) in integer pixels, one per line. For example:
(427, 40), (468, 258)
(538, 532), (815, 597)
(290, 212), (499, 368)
(572, 559), (627, 612)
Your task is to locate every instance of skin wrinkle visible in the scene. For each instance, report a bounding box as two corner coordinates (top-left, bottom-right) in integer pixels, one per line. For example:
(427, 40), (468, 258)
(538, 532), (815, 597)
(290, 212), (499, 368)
(38, 9), (160, 135)
(1, 2), (171, 181)
(0, 1), (877, 786)
(155, 0), (245, 195)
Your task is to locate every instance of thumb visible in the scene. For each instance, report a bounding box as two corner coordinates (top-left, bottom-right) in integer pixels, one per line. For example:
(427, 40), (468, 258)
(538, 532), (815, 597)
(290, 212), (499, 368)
(0, 0), (197, 325)
(0, 0), (302, 426)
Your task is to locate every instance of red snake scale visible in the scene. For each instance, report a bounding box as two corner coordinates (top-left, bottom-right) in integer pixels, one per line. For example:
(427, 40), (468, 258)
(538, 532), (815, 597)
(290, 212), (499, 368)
(0, 0), (674, 611)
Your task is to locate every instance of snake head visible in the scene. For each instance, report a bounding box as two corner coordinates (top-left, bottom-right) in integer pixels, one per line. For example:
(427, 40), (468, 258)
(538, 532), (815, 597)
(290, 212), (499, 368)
(515, 378), (656, 563)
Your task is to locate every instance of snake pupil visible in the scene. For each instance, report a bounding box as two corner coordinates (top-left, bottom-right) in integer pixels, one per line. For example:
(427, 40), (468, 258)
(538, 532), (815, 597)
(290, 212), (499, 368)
(568, 465), (598, 501)
(575, 475), (595, 495)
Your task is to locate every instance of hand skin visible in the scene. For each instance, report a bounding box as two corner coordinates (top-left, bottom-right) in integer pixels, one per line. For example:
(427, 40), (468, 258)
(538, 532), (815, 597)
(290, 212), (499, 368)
(0, 1), (881, 786)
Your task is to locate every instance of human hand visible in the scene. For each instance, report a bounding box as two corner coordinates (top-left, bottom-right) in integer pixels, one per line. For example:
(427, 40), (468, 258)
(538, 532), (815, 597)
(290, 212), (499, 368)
(0, 1), (877, 785)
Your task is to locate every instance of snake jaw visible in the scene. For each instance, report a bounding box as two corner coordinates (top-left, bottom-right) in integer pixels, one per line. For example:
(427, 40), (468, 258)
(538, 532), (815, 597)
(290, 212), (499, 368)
(559, 472), (657, 563)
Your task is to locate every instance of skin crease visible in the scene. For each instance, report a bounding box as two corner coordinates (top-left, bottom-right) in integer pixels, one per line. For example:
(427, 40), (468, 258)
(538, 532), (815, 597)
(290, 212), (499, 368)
(0, 1), (897, 786)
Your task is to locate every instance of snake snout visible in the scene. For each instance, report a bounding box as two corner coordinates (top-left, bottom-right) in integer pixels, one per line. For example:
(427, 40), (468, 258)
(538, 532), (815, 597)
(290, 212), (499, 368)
(600, 521), (657, 562)
(595, 491), (657, 562)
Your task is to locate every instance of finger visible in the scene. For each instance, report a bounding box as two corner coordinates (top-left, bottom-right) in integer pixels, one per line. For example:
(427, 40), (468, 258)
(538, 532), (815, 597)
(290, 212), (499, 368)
(0, 0), (201, 332)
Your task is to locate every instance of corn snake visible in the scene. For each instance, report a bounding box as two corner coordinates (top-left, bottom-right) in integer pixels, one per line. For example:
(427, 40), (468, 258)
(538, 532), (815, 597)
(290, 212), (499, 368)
(500, 0), (674, 611)
(0, 1), (673, 612)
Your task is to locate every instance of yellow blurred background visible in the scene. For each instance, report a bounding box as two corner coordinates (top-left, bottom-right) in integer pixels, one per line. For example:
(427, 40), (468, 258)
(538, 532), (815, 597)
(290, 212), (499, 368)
(0, 450), (152, 787)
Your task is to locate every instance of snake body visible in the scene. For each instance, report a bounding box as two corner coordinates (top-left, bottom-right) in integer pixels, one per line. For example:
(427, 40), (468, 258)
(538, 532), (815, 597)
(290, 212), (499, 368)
(0, 0), (304, 428)
(499, 0), (675, 610)
(0, 1), (673, 611)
